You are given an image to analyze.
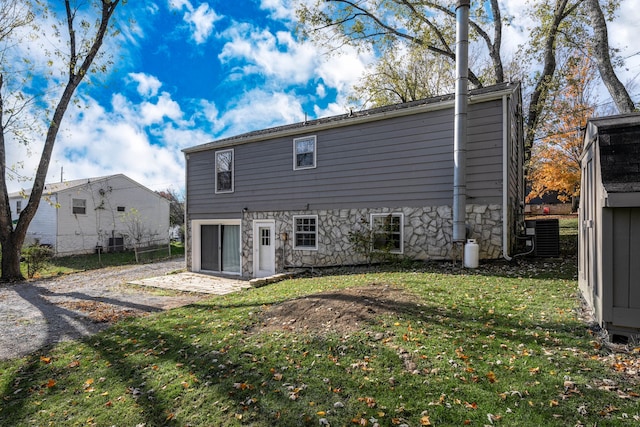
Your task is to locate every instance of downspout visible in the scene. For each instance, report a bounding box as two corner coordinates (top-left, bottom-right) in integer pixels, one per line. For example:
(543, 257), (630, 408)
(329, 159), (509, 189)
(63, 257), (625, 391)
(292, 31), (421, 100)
(502, 94), (513, 261)
(453, 0), (470, 246)
(184, 153), (190, 270)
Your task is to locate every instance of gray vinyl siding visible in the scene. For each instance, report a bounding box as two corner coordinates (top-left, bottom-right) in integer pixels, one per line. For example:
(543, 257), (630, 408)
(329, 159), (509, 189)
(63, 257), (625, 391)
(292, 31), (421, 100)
(187, 100), (504, 217)
(506, 89), (524, 255)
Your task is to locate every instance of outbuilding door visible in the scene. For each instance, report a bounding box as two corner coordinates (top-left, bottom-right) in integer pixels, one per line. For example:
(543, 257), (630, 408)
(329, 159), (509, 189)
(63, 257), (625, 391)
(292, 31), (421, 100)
(610, 208), (640, 328)
(580, 149), (599, 309)
(253, 220), (275, 278)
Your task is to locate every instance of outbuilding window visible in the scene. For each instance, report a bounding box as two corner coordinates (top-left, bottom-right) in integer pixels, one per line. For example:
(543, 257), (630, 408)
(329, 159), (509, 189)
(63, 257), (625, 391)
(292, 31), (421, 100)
(72, 198), (86, 215)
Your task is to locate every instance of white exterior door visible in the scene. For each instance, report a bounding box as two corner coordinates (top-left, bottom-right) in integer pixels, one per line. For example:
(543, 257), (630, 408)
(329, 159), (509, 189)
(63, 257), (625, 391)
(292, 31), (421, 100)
(253, 220), (275, 278)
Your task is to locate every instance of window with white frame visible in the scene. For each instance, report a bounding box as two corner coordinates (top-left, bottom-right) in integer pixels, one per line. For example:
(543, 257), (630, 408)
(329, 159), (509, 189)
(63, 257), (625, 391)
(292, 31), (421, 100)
(72, 198), (86, 215)
(293, 136), (316, 170)
(293, 215), (318, 249)
(215, 149), (234, 193)
(370, 213), (403, 253)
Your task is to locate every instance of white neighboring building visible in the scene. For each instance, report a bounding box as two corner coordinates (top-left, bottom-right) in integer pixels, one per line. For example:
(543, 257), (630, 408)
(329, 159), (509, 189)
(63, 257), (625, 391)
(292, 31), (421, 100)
(9, 174), (170, 256)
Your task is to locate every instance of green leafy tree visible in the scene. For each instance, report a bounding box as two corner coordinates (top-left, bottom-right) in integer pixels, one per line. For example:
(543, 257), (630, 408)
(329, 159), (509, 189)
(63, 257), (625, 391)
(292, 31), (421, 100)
(527, 54), (599, 206)
(349, 42), (455, 107)
(157, 188), (185, 242)
(157, 188), (185, 229)
(297, 0), (504, 88)
(120, 208), (157, 248)
(0, 0), (121, 282)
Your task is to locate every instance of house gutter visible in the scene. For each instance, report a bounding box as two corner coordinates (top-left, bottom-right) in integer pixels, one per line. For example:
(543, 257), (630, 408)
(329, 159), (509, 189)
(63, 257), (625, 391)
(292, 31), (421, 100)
(502, 94), (512, 261)
(453, 0), (470, 245)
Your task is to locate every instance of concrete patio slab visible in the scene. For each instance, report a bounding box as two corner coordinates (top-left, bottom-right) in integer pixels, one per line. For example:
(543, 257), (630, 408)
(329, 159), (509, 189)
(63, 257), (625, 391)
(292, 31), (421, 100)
(129, 272), (251, 295)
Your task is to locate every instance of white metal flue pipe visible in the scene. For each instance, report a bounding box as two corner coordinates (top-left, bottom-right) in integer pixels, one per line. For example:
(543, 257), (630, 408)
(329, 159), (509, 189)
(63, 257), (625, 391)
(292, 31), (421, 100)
(453, 0), (470, 244)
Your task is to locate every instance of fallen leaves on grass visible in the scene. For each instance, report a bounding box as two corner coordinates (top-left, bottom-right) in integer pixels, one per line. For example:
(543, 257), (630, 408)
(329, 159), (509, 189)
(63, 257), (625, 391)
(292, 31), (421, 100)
(56, 301), (144, 323)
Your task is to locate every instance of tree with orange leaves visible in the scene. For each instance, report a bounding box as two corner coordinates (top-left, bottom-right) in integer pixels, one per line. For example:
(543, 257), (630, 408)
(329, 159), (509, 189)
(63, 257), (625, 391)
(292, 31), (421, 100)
(527, 54), (600, 207)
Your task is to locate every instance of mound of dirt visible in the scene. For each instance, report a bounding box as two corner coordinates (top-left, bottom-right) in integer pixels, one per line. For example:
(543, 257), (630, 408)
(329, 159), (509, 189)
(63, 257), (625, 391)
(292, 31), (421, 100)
(257, 284), (419, 336)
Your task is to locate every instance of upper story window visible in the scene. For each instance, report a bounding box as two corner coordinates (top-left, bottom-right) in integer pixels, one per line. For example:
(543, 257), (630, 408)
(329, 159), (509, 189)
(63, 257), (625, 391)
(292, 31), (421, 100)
(370, 213), (403, 254)
(216, 149), (234, 193)
(293, 136), (316, 170)
(293, 215), (318, 250)
(16, 200), (22, 215)
(72, 198), (87, 215)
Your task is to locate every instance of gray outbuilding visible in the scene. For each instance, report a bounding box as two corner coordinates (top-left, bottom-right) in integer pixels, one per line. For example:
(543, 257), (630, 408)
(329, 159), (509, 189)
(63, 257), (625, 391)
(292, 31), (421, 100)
(579, 113), (640, 341)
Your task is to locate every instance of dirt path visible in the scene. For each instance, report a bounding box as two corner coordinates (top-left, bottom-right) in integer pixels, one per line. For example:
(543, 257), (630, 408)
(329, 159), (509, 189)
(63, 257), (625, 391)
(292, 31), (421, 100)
(0, 260), (209, 360)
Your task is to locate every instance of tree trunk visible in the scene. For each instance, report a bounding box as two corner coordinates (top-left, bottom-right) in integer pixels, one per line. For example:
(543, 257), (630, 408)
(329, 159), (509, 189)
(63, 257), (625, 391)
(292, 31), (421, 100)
(525, 0), (583, 163)
(488, 0), (504, 84)
(585, 0), (635, 113)
(1, 232), (25, 281)
(0, 0), (119, 282)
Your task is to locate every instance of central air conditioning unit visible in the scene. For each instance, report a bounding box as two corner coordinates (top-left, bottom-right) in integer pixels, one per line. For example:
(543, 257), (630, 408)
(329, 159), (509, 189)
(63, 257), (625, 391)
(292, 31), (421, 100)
(525, 219), (560, 257)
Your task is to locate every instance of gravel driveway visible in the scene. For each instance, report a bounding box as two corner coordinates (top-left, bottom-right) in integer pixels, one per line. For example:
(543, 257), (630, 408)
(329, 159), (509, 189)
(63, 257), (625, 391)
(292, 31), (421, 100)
(0, 260), (210, 360)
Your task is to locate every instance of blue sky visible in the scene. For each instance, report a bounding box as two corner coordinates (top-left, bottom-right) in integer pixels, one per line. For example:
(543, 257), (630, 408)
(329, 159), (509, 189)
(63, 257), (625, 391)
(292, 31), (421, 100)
(6, 0), (640, 195)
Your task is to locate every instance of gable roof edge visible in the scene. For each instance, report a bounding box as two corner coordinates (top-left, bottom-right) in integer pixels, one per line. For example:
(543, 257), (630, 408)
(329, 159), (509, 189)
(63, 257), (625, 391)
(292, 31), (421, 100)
(8, 174), (166, 203)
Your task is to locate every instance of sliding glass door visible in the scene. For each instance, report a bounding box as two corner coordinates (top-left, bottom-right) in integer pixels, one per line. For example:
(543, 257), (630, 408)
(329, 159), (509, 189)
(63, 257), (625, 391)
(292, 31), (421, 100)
(199, 223), (240, 274)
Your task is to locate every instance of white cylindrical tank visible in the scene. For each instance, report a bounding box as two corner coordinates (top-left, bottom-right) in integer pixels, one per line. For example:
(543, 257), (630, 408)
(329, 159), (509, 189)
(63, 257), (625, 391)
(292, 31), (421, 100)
(464, 239), (479, 268)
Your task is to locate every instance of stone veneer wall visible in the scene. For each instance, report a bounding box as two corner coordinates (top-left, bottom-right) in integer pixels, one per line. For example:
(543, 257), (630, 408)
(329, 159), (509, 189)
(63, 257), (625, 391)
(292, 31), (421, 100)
(241, 204), (503, 278)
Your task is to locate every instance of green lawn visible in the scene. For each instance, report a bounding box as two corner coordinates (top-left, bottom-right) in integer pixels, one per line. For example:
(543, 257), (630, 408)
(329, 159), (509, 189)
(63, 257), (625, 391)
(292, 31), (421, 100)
(18, 242), (185, 279)
(1, 220), (637, 426)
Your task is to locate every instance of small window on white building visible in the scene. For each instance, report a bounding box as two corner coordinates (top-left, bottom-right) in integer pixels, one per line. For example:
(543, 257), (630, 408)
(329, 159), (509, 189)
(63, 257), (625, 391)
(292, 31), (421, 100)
(117, 206), (125, 212)
(293, 215), (318, 250)
(293, 136), (316, 170)
(16, 200), (22, 215)
(370, 213), (403, 253)
(72, 198), (86, 215)
(215, 149), (234, 193)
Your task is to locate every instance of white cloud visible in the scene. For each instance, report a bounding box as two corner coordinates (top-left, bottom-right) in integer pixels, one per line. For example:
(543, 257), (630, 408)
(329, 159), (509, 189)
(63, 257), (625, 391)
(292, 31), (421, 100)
(316, 84), (326, 98)
(259, 0), (318, 22)
(217, 21), (374, 120)
(128, 72), (163, 97)
(6, 86), (214, 194)
(185, 3), (220, 44)
(316, 45), (374, 94)
(216, 90), (305, 137)
(141, 93), (184, 125)
(219, 24), (318, 84)
(168, 0), (222, 44)
(259, 0), (296, 21)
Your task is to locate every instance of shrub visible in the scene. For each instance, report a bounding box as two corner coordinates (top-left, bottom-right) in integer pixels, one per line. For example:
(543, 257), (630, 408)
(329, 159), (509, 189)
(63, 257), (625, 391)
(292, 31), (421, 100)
(348, 216), (400, 265)
(21, 244), (53, 278)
